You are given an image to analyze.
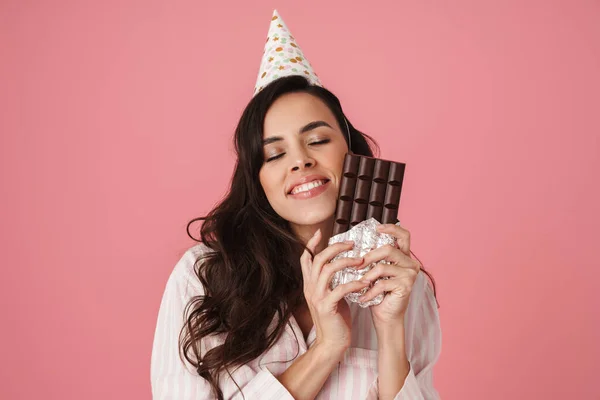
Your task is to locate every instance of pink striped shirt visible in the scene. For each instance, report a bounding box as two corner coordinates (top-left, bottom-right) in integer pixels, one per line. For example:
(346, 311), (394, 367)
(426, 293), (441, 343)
(151, 244), (441, 399)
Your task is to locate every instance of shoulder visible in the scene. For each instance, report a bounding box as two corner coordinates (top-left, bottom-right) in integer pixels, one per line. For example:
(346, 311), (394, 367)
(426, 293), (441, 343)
(168, 242), (215, 298)
(173, 243), (212, 276)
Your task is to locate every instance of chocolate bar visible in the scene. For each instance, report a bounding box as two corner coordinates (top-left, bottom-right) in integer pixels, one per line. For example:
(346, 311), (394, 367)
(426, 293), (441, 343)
(332, 154), (405, 236)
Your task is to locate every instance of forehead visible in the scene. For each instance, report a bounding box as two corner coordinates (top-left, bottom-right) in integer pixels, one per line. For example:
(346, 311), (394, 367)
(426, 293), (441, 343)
(263, 92), (337, 136)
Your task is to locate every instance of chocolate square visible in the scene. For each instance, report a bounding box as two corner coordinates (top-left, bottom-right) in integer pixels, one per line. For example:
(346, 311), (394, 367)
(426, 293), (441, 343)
(332, 154), (405, 236)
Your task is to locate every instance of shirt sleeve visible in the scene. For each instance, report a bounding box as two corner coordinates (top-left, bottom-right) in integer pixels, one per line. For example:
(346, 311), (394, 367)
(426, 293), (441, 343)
(150, 247), (295, 400)
(364, 272), (442, 400)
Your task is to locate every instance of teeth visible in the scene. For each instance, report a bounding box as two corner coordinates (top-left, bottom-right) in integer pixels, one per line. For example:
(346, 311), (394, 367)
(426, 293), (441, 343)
(291, 180), (326, 195)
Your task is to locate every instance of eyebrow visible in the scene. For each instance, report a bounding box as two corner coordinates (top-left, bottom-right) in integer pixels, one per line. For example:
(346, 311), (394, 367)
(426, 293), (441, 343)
(262, 120), (332, 146)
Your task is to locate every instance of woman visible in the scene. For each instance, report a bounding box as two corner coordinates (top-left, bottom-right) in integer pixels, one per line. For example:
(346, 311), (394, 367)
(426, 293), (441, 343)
(151, 75), (441, 400)
(151, 11), (441, 400)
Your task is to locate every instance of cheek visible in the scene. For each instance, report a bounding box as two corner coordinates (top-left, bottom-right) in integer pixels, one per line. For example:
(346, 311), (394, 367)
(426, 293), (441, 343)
(330, 147), (347, 176)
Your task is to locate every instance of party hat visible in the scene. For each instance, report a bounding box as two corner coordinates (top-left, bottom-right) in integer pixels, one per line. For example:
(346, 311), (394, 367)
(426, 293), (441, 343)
(253, 10), (322, 96)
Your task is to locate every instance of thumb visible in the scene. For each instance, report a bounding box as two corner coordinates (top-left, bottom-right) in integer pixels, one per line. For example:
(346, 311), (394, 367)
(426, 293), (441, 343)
(300, 229), (321, 273)
(306, 228), (321, 254)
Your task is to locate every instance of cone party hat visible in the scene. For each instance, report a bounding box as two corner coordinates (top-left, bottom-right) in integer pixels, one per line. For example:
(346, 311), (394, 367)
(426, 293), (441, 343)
(254, 10), (322, 96)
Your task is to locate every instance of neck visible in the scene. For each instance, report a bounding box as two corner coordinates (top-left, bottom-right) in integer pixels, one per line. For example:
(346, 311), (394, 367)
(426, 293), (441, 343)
(290, 218), (334, 254)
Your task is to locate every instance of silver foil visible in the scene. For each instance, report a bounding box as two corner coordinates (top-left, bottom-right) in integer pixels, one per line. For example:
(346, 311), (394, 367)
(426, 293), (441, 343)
(328, 218), (396, 308)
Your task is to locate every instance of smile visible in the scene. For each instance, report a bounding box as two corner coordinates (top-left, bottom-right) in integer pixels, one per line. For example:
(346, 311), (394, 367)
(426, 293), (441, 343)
(289, 179), (329, 198)
(290, 179), (328, 195)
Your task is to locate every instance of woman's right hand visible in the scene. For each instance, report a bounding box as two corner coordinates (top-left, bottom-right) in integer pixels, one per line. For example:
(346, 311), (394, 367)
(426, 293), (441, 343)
(300, 228), (370, 354)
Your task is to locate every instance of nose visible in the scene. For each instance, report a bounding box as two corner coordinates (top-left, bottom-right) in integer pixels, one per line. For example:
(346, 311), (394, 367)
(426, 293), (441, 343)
(290, 148), (315, 172)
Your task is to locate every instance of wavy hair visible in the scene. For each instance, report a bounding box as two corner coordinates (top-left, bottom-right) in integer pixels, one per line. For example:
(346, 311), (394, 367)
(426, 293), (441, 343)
(179, 75), (438, 399)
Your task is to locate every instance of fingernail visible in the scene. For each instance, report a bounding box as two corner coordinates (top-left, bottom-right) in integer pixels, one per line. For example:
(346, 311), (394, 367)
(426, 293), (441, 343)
(314, 229), (321, 237)
(344, 240), (354, 245)
(360, 278), (371, 284)
(376, 225), (384, 231)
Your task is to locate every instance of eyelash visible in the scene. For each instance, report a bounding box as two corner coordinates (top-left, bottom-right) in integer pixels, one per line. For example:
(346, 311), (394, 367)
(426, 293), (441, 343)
(265, 139), (331, 163)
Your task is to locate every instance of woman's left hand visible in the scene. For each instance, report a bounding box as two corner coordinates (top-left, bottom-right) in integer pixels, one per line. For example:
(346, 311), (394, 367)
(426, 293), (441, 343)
(357, 223), (421, 327)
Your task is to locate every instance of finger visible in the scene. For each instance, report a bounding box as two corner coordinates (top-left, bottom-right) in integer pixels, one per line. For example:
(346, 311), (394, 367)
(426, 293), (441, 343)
(358, 277), (413, 303)
(361, 260), (418, 283)
(377, 224), (411, 256)
(328, 279), (372, 304)
(306, 228), (321, 254)
(361, 244), (414, 269)
(311, 241), (355, 282)
(316, 256), (365, 294)
(300, 229), (322, 276)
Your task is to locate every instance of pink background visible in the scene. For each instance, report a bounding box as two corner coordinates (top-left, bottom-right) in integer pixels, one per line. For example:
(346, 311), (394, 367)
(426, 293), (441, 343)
(1, 0), (599, 399)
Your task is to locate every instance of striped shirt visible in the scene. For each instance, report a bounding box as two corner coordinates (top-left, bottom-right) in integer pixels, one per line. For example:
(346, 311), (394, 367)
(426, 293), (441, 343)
(151, 243), (442, 399)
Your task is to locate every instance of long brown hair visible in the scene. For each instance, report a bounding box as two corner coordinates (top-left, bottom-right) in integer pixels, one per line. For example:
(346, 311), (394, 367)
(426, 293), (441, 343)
(179, 75), (438, 399)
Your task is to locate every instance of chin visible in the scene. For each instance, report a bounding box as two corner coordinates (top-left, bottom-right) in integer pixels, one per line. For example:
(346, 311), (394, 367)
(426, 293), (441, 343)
(274, 194), (338, 227)
(286, 209), (335, 227)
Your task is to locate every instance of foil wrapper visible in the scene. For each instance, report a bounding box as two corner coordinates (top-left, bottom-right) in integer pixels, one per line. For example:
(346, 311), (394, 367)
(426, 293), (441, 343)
(328, 218), (397, 308)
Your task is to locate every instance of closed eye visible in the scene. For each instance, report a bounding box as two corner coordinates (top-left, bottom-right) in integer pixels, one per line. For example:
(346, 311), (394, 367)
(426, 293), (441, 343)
(265, 139), (331, 163)
(266, 153), (284, 162)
